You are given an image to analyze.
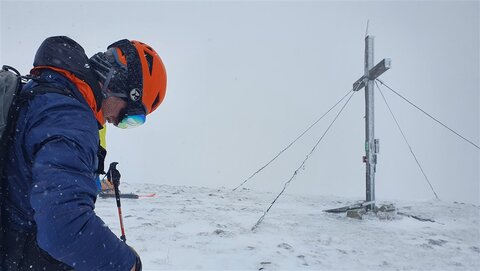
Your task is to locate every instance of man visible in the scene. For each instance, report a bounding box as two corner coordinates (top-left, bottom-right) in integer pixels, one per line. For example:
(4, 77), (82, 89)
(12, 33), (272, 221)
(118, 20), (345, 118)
(1, 36), (167, 270)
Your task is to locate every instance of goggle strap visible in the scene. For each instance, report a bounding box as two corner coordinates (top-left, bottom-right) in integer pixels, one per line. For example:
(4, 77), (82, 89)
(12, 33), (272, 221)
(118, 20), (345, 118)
(107, 40), (143, 103)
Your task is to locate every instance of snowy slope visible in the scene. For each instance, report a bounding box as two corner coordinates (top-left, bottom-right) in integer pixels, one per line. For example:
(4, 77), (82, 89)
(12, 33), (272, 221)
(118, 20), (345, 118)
(95, 183), (480, 270)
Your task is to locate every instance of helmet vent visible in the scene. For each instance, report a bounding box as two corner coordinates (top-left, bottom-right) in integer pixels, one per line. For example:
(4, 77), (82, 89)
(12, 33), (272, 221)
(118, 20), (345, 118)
(139, 41), (153, 51)
(151, 93), (160, 109)
(145, 51), (154, 75)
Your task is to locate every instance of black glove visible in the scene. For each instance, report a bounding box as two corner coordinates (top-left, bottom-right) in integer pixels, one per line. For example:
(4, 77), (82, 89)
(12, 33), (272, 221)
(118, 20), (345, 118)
(129, 246), (142, 271)
(108, 162), (121, 186)
(96, 145), (107, 175)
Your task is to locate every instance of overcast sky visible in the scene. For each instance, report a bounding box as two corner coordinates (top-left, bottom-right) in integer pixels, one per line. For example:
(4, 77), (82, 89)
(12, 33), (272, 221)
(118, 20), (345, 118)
(1, 0), (479, 204)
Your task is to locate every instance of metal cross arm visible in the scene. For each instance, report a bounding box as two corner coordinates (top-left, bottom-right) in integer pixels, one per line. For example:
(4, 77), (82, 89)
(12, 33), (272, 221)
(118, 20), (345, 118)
(353, 58), (392, 91)
(369, 58), (391, 80)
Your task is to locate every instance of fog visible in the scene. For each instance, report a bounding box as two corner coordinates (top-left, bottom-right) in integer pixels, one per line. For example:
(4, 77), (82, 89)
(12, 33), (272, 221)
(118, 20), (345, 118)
(1, 0), (478, 204)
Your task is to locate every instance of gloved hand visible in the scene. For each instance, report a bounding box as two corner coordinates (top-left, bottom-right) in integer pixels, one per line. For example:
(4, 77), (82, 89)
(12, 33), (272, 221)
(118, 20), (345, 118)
(108, 162), (121, 187)
(129, 246), (142, 271)
(96, 145), (107, 175)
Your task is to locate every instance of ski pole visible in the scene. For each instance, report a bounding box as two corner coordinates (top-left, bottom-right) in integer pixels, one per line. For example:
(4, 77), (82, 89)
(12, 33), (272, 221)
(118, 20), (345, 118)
(109, 162), (127, 243)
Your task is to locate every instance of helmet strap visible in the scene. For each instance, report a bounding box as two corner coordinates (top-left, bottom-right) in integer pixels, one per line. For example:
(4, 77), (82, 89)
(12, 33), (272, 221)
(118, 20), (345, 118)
(102, 68), (115, 94)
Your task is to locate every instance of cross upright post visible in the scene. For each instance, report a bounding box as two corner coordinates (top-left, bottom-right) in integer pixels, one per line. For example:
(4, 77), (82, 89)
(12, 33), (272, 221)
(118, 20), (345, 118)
(352, 35), (391, 211)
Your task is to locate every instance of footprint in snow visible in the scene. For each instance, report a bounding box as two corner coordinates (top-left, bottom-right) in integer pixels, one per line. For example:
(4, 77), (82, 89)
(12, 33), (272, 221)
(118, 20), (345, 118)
(258, 261), (272, 270)
(297, 255), (309, 266)
(213, 229), (234, 237)
(277, 242), (294, 251)
(427, 239), (447, 246)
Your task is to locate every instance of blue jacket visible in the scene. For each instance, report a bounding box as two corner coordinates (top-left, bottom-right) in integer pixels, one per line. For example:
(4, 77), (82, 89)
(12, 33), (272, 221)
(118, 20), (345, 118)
(3, 37), (135, 270)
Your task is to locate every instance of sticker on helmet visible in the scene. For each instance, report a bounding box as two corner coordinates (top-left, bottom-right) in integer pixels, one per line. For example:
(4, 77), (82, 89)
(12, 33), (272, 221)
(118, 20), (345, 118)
(130, 88), (141, 101)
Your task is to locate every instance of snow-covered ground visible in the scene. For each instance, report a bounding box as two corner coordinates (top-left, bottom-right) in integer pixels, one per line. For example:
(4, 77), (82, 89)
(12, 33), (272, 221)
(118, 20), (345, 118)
(95, 183), (480, 271)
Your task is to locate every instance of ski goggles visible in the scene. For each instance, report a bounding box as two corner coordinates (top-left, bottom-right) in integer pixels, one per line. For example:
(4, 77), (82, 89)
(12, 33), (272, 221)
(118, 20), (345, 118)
(117, 104), (146, 129)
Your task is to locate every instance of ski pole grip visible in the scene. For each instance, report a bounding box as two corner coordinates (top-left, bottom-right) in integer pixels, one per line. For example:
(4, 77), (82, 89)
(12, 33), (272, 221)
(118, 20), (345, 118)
(108, 162), (121, 186)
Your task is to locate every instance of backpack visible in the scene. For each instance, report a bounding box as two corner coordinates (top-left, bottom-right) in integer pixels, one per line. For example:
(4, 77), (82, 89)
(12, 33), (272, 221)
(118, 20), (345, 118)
(0, 65), (25, 264)
(1, 65), (26, 161)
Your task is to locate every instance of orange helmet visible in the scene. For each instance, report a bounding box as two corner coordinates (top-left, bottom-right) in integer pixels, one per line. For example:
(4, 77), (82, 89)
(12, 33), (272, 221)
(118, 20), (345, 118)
(107, 39), (167, 115)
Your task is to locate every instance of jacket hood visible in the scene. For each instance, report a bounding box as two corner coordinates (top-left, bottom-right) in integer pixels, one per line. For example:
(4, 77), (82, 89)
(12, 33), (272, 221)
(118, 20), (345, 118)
(32, 36), (103, 110)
